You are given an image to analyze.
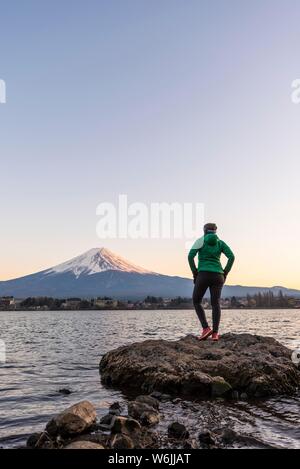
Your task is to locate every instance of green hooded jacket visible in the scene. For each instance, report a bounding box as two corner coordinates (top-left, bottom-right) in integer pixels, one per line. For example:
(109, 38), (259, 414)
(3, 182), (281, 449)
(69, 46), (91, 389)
(188, 233), (235, 275)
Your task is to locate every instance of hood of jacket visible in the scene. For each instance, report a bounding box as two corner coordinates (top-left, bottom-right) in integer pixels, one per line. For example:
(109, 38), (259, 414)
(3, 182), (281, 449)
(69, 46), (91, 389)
(204, 233), (219, 246)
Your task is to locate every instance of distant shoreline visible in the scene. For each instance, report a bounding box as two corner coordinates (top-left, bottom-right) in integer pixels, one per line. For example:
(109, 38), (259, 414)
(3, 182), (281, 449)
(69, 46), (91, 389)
(2, 289), (298, 312)
(0, 306), (299, 312)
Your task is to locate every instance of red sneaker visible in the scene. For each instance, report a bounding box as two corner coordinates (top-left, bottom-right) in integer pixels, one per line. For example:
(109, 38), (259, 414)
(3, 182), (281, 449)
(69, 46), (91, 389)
(212, 333), (220, 341)
(198, 327), (212, 341)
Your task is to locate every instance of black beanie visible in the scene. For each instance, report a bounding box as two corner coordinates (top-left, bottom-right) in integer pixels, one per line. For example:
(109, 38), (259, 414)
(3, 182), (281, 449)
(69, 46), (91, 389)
(204, 223), (217, 234)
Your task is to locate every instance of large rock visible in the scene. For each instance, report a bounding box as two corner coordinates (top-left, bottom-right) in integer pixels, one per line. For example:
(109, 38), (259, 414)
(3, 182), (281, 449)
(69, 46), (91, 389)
(99, 334), (300, 398)
(46, 401), (97, 437)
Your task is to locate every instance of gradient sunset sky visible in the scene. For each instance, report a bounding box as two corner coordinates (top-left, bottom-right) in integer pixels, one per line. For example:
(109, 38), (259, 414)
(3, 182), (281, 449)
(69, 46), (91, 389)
(1, 0), (300, 288)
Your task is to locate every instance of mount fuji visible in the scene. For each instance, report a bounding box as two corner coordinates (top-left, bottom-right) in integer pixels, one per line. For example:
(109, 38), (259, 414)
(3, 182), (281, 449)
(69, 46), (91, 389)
(45, 248), (153, 278)
(0, 247), (299, 300)
(0, 248), (192, 299)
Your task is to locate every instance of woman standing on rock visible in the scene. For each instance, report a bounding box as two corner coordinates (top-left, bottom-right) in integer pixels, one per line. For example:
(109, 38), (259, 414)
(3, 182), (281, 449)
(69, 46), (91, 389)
(188, 223), (235, 342)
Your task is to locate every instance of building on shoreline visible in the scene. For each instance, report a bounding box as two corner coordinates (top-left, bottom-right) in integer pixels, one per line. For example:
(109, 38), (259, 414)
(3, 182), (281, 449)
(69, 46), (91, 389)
(0, 297), (15, 310)
(94, 298), (118, 309)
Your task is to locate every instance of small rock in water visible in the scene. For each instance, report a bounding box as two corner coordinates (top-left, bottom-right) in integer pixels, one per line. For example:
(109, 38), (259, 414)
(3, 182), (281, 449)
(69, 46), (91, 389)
(58, 388), (72, 395)
(109, 401), (122, 415)
(46, 401), (97, 437)
(140, 411), (160, 427)
(183, 439), (198, 449)
(128, 401), (160, 427)
(135, 395), (160, 410)
(110, 433), (134, 449)
(198, 430), (216, 446)
(168, 422), (189, 439)
(109, 401), (122, 411)
(150, 391), (163, 400)
(221, 428), (240, 444)
(111, 416), (142, 436)
(100, 413), (114, 426)
(240, 393), (248, 400)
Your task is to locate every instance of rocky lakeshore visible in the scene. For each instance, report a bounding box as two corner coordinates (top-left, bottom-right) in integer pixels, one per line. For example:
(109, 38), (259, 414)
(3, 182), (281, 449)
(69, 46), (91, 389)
(25, 394), (280, 450)
(25, 333), (300, 450)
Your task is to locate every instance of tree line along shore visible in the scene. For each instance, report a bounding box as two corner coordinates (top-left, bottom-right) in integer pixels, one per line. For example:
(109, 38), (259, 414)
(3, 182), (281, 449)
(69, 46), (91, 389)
(0, 290), (299, 311)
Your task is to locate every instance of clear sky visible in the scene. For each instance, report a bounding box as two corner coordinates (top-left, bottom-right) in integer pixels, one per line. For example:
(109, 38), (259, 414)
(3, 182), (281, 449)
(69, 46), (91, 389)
(1, 0), (300, 288)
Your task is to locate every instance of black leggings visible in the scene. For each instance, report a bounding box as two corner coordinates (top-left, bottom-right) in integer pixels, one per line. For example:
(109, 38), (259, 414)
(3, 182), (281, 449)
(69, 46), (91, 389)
(192, 271), (224, 333)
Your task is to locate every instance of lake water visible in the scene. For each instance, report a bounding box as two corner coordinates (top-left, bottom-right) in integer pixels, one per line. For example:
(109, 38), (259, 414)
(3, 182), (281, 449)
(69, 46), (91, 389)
(0, 309), (299, 449)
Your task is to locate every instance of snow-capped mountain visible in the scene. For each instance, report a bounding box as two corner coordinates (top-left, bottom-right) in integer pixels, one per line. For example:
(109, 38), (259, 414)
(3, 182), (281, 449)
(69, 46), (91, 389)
(0, 248), (299, 300)
(45, 248), (153, 278)
(0, 247), (190, 299)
